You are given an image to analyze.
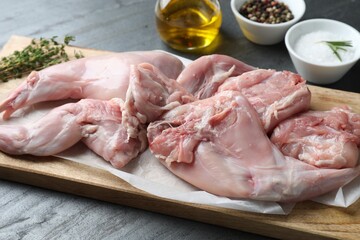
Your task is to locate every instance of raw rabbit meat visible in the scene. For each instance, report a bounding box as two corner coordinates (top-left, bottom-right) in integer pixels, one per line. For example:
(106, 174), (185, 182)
(0, 63), (191, 168)
(123, 63), (194, 139)
(147, 91), (360, 202)
(176, 54), (255, 99)
(271, 107), (360, 169)
(1, 50), (358, 203)
(0, 51), (184, 120)
(0, 98), (146, 168)
(217, 69), (311, 133)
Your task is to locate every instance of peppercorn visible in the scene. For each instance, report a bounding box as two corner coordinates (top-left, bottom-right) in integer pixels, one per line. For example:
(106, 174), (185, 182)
(239, 0), (294, 24)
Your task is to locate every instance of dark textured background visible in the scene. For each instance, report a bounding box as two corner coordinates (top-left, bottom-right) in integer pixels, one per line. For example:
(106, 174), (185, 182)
(0, 0), (359, 239)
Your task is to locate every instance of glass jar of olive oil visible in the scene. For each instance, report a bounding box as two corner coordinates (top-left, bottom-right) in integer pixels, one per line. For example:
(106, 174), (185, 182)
(155, 0), (222, 51)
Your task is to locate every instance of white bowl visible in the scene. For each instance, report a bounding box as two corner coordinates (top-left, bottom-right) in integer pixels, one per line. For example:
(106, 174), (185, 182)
(230, 0), (305, 45)
(285, 19), (360, 85)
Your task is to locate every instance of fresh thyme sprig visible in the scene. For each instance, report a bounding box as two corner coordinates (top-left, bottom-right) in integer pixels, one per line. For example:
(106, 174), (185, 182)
(321, 40), (353, 62)
(0, 35), (84, 82)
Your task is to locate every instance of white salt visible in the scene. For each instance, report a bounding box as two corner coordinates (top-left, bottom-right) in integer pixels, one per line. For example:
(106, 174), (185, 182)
(294, 31), (356, 64)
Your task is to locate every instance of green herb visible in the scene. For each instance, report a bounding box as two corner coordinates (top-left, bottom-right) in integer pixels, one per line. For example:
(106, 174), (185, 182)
(321, 40), (353, 62)
(0, 35), (84, 82)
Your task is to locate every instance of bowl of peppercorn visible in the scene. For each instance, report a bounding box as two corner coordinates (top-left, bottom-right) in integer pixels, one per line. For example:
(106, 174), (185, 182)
(231, 0), (306, 45)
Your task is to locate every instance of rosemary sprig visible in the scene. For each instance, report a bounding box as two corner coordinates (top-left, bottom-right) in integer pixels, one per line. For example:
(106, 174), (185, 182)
(0, 35), (84, 82)
(321, 40), (353, 62)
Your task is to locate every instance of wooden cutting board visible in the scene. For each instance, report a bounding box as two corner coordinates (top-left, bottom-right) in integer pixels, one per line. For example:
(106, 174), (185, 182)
(1, 35), (360, 240)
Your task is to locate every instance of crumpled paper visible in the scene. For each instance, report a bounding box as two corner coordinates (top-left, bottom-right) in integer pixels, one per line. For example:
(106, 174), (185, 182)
(1, 55), (359, 215)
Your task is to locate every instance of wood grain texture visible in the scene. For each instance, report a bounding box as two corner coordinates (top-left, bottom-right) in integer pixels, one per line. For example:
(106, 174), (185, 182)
(1, 36), (360, 240)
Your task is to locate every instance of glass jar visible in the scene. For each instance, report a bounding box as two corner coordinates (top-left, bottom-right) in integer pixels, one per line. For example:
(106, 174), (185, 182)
(155, 0), (222, 51)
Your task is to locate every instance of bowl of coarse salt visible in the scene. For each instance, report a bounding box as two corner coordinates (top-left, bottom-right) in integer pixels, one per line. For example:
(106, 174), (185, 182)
(285, 18), (360, 84)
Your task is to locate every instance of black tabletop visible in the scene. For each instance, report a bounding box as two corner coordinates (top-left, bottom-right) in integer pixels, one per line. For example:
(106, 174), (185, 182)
(0, 0), (359, 239)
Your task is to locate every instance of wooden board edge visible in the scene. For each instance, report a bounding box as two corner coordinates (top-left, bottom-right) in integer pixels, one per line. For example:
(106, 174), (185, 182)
(308, 85), (360, 113)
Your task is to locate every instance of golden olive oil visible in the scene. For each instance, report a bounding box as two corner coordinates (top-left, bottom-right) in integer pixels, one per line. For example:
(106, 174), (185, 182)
(155, 0), (222, 51)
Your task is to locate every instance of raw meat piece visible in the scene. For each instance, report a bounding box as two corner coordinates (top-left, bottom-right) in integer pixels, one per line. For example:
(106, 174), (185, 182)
(217, 69), (311, 133)
(0, 51), (184, 120)
(123, 63), (194, 134)
(0, 98), (147, 168)
(147, 91), (359, 202)
(271, 107), (360, 169)
(0, 63), (192, 168)
(176, 54), (255, 99)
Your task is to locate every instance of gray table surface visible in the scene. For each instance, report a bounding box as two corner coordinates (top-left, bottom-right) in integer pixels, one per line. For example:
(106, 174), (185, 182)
(0, 0), (359, 239)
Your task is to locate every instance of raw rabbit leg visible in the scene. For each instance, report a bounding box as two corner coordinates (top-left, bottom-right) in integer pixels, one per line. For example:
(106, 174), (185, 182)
(271, 107), (360, 169)
(0, 51), (184, 120)
(0, 98), (147, 168)
(217, 69), (311, 133)
(79, 98), (147, 169)
(123, 63), (195, 139)
(0, 103), (84, 156)
(176, 54), (255, 99)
